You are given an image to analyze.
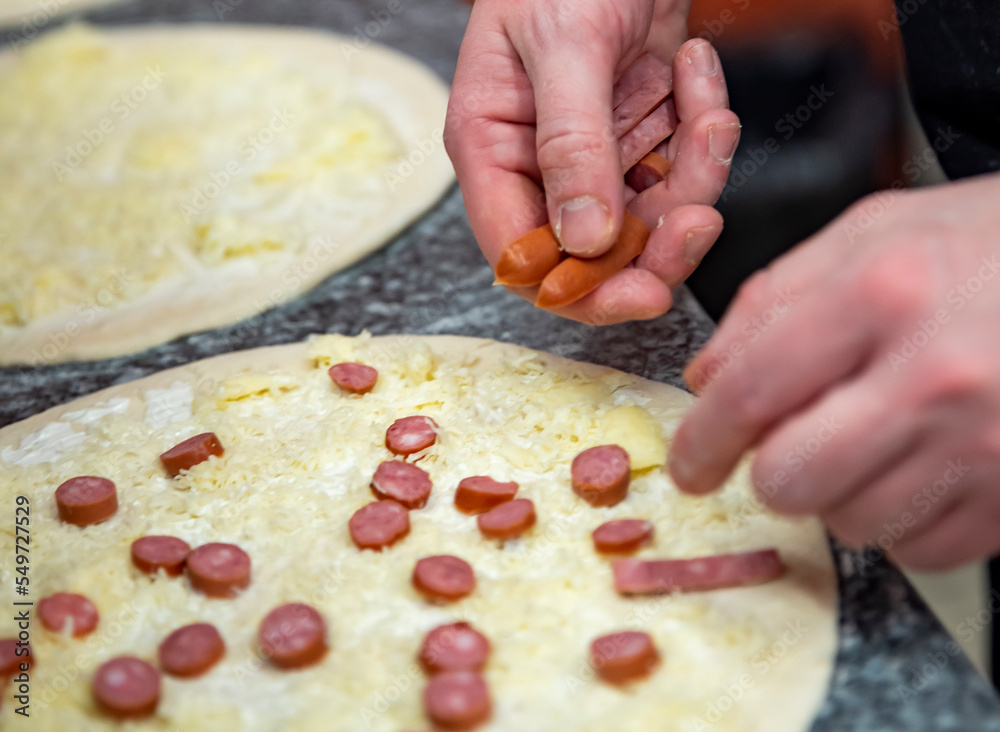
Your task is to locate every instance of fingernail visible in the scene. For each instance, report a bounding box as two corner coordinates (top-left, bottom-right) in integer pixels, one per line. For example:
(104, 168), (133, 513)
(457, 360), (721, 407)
(686, 41), (717, 76)
(554, 196), (614, 256)
(708, 123), (740, 164)
(683, 225), (722, 267)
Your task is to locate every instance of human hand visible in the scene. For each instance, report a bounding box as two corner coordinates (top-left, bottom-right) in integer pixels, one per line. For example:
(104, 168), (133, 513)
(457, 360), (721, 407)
(669, 173), (1000, 570)
(445, 0), (740, 324)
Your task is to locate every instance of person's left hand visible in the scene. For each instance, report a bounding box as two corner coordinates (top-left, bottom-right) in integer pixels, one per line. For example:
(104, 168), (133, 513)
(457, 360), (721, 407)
(669, 172), (1000, 571)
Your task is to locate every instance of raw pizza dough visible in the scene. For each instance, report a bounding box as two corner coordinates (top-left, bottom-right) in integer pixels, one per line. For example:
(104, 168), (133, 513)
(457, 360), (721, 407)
(0, 26), (453, 364)
(0, 335), (837, 730)
(0, 0), (117, 29)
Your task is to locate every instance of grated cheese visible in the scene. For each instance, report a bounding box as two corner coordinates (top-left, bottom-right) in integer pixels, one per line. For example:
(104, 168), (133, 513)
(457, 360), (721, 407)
(0, 336), (832, 731)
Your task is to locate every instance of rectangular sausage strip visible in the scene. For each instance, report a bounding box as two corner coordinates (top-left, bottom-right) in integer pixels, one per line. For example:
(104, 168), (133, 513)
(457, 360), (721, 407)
(613, 549), (786, 595)
(619, 99), (678, 173)
(612, 70), (673, 139)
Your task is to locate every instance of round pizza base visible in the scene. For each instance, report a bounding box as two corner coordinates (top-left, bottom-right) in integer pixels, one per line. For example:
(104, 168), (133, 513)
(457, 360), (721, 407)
(0, 336), (836, 730)
(0, 26), (454, 364)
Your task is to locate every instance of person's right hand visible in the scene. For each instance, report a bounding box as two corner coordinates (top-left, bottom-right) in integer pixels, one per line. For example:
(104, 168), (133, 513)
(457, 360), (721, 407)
(445, 0), (740, 325)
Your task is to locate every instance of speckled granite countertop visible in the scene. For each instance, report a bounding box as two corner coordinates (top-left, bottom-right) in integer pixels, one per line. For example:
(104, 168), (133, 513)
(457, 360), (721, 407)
(2, 0), (999, 728)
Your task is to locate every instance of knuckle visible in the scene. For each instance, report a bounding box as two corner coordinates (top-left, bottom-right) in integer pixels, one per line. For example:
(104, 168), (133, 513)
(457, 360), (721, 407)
(851, 251), (934, 324)
(536, 129), (614, 180)
(911, 351), (993, 405)
(725, 370), (772, 428)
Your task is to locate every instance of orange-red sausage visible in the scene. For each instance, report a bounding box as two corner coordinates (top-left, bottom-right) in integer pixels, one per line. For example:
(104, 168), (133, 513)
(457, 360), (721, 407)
(329, 362), (378, 394)
(92, 656), (160, 719)
(158, 623), (225, 678)
(619, 101), (679, 172)
(535, 214), (649, 310)
(570, 445), (632, 507)
(413, 555), (476, 602)
(454, 476), (518, 515)
(371, 460), (433, 509)
(477, 499), (536, 540)
(185, 543), (251, 598)
(38, 592), (99, 637)
(423, 671), (492, 730)
(386, 416), (439, 456)
(590, 631), (660, 685)
(418, 622), (491, 676)
(613, 549), (786, 595)
(130, 535), (191, 576)
(55, 476), (117, 527)
(625, 152), (673, 192)
(259, 603), (328, 669)
(493, 224), (565, 287)
(592, 519), (654, 554)
(349, 501), (411, 550)
(160, 432), (224, 477)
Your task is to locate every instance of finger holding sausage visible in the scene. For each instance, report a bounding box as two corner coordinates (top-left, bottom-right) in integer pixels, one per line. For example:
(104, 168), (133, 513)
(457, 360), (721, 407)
(635, 204), (725, 290)
(535, 212), (649, 309)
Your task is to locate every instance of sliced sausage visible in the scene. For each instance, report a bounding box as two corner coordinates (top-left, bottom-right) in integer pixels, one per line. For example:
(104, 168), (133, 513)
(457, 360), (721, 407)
(371, 460), (433, 509)
(590, 631), (660, 685)
(418, 622), (491, 676)
(535, 214), (649, 310)
(612, 72), (673, 138)
(160, 432), (224, 477)
(349, 501), (410, 550)
(385, 416), (439, 456)
(477, 499), (536, 540)
(259, 603), (328, 669)
(454, 476), (518, 515)
(130, 535), (191, 576)
(613, 549), (786, 595)
(625, 152), (673, 193)
(158, 623), (225, 678)
(571, 445), (631, 507)
(493, 224), (565, 287)
(413, 556), (476, 602)
(55, 476), (117, 526)
(423, 671), (492, 730)
(186, 543), (251, 598)
(92, 656), (160, 719)
(0, 638), (30, 677)
(38, 592), (98, 637)
(329, 362), (378, 394)
(592, 519), (654, 555)
(619, 100), (678, 172)
(612, 53), (668, 108)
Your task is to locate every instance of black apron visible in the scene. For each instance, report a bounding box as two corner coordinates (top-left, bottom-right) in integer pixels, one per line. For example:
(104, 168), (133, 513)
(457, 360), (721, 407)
(895, 0), (1000, 684)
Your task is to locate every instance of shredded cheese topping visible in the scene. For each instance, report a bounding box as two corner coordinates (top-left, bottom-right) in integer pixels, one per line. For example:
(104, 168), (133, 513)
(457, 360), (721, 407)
(0, 335), (830, 730)
(0, 25), (401, 329)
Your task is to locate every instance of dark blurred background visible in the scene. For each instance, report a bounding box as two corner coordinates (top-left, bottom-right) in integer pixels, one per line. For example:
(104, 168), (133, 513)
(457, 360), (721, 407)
(683, 0), (927, 320)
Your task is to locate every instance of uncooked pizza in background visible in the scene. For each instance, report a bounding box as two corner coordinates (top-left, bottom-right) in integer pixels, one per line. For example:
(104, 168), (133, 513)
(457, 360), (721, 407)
(0, 25), (453, 364)
(0, 335), (836, 731)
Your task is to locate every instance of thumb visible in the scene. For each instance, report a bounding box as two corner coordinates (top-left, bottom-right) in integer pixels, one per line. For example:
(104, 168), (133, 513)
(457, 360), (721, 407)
(520, 37), (624, 257)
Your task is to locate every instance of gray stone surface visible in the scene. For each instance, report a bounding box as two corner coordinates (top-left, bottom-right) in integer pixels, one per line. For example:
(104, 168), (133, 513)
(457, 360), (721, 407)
(2, 0), (999, 728)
